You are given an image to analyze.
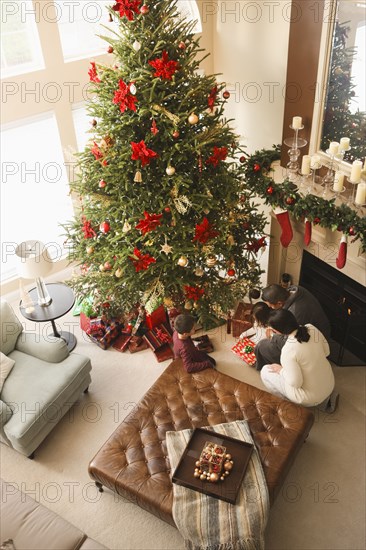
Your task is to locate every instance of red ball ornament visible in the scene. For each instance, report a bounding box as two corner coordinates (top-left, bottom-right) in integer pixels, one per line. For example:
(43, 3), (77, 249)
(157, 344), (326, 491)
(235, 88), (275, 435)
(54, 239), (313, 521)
(239, 156), (246, 163)
(286, 196), (295, 205)
(102, 160), (108, 166)
(242, 222), (251, 230)
(227, 268), (236, 277)
(223, 91), (230, 99)
(107, 46), (114, 53)
(349, 226), (356, 236)
(91, 119), (97, 127)
(140, 4), (149, 14)
(313, 217), (321, 225)
(99, 179), (107, 188)
(172, 130), (180, 138)
(164, 207), (171, 213)
(266, 186), (274, 195)
(100, 221), (110, 233)
(178, 41), (186, 50)
(104, 261), (112, 270)
(253, 163), (261, 172)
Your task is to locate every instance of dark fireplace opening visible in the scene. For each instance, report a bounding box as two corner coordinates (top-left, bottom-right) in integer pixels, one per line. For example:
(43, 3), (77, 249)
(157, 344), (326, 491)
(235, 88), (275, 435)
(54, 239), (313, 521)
(299, 251), (366, 366)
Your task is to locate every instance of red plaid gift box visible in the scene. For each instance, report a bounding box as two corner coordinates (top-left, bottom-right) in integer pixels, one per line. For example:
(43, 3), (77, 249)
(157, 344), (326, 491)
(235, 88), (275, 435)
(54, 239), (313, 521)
(143, 322), (173, 351)
(231, 337), (256, 366)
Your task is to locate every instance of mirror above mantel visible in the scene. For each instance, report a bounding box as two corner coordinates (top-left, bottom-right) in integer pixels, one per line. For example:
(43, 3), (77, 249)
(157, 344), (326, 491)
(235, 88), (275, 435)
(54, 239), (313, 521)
(281, 0), (366, 178)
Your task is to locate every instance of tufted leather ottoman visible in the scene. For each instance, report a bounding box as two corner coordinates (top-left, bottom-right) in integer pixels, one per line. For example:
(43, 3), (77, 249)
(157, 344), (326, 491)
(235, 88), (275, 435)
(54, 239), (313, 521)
(88, 360), (314, 526)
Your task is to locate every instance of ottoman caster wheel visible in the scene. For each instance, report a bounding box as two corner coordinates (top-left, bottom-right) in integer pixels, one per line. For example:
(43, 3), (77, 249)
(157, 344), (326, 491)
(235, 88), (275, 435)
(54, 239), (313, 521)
(95, 482), (104, 492)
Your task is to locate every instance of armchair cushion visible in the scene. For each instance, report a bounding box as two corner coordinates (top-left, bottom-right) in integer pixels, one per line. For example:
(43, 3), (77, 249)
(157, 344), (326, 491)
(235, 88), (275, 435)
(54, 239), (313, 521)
(0, 302), (23, 356)
(15, 333), (69, 363)
(0, 353), (15, 393)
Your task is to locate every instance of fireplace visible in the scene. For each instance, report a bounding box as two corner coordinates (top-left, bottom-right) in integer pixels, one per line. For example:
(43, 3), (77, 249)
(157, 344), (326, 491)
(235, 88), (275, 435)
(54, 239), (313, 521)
(299, 251), (366, 366)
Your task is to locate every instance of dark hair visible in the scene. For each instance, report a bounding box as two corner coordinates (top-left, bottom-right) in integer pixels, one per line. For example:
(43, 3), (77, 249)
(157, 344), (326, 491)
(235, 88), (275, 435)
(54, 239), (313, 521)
(249, 288), (261, 301)
(281, 273), (292, 283)
(262, 284), (289, 304)
(251, 302), (271, 327)
(174, 314), (195, 335)
(268, 309), (310, 343)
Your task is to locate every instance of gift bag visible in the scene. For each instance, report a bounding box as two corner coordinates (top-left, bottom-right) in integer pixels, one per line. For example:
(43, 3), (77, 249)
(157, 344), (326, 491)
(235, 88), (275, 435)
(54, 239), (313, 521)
(231, 337), (256, 366)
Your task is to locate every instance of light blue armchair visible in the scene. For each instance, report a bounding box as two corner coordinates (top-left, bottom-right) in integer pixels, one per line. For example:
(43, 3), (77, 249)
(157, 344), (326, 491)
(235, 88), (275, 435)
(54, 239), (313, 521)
(0, 300), (92, 457)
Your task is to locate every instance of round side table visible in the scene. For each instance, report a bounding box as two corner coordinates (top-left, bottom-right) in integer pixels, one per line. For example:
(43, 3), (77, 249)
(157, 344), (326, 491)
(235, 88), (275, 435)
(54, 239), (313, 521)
(20, 282), (77, 351)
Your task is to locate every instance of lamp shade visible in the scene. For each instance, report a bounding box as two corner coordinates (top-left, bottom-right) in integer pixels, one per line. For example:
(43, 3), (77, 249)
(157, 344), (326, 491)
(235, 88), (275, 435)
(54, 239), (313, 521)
(15, 240), (53, 279)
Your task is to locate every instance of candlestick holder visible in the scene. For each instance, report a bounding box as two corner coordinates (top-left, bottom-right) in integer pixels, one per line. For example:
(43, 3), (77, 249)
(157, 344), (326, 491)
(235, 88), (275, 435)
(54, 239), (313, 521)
(322, 149), (338, 199)
(305, 167), (322, 195)
(284, 125), (307, 182)
(331, 185), (346, 204)
(345, 177), (361, 207)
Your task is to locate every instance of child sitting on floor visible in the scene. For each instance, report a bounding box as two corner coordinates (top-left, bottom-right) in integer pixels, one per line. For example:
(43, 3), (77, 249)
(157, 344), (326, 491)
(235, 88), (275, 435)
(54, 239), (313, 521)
(173, 314), (216, 373)
(239, 302), (271, 344)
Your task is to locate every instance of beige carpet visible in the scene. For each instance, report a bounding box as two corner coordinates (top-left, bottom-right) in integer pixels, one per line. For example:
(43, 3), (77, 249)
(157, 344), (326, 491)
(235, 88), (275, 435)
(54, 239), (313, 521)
(1, 298), (365, 550)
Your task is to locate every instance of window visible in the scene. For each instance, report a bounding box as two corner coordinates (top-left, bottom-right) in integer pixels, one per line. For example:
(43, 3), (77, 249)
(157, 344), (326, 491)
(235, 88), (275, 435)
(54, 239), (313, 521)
(0, 0), (44, 77)
(55, 0), (114, 62)
(1, 113), (74, 280)
(72, 103), (92, 151)
(177, 0), (202, 34)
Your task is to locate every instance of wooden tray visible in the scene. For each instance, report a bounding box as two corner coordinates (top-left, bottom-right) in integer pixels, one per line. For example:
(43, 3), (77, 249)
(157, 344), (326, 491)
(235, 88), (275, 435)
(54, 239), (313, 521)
(172, 427), (253, 504)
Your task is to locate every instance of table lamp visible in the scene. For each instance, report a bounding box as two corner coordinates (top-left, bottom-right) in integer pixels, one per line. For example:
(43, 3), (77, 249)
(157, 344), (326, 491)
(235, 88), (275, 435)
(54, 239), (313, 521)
(15, 240), (53, 306)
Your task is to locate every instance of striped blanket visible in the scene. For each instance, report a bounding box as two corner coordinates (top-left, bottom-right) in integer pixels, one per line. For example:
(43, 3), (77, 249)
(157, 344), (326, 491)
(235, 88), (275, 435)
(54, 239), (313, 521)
(166, 421), (269, 550)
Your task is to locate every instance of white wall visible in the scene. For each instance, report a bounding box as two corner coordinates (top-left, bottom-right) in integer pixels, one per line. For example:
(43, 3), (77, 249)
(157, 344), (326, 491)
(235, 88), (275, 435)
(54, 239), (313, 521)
(209, 1), (291, 153)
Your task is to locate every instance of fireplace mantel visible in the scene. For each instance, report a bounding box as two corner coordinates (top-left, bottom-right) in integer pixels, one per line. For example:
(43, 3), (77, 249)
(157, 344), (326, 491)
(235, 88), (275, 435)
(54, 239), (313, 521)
(265, 163), (366, 288)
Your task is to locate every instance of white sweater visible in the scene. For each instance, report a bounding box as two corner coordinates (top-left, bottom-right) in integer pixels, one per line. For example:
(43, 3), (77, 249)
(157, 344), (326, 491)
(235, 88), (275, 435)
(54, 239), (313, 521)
(279, 324), (335, 406)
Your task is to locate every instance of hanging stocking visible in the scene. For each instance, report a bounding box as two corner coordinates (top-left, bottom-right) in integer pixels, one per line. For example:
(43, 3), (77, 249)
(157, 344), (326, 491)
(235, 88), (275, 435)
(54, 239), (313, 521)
(336, 234), (347, 269)
(304, 218), (312, 246)
(274, 208), (293, 248)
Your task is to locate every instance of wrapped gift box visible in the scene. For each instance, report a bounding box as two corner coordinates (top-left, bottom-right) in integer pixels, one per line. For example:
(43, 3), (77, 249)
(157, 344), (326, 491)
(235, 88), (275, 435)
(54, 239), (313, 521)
(145, 304), (168, 330)
(143, 322), (173, 351)
(231, 302), (253, 338)
(87, 319), (121, 350)
(113, 332), (133, 353)
(192, 335), (214, 353)
(231, 337), (256, 366)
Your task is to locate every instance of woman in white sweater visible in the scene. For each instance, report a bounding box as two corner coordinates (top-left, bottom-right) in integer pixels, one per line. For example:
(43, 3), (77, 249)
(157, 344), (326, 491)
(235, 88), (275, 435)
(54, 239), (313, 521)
(260, 309), (338, 412)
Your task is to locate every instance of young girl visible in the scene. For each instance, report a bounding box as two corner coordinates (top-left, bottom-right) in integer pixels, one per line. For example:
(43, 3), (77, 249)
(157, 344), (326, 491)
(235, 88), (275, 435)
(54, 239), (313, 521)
(260, 309), (338, 412)
(240, 301), (271, 344)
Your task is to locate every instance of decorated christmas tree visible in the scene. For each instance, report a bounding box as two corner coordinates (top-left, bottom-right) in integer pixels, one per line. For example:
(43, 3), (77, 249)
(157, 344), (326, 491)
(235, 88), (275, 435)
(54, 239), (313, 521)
(321, 21), (366, 162)
(64, 0), (267, 327)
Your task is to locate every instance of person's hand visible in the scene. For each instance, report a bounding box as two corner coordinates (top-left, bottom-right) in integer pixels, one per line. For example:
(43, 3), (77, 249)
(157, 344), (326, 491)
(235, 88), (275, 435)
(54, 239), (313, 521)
(268, 363), (282, 373)
(265, 327), (273, 339)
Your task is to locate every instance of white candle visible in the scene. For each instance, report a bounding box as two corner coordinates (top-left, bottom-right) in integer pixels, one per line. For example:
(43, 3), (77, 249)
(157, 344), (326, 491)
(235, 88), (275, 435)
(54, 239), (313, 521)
(301, 155), (311, 175)
(355, 182), (366, 205)
(363, 158), (366, 171)
(329, 141), (340, 156)
(333, 172), (344, 192)
(311, 154), (321, 170)
(292, 116), (302, 129)
(339, 137), (350, 151)
(350, 160), (362, 183)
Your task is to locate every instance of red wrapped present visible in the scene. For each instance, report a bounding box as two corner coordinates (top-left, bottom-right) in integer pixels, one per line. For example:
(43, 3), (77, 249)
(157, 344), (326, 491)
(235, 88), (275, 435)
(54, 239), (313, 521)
(143, 322), (173, 351)
(231, 337), (256, 366)
(145, 304), (168, 330)
(231, 302), (253, 338)
(113, 332), (132, 353)
(153, 344), (174, 363)
(87, 319), (121, 350)
(80, 311), (97, 333)
(128, 336), (149, 354)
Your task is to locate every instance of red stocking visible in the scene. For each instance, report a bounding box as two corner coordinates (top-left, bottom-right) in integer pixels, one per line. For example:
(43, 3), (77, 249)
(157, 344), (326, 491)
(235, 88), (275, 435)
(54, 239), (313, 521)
(274, 208), (293, 248)
(304, 218), (312, 246)
(336, 234), (347, 269)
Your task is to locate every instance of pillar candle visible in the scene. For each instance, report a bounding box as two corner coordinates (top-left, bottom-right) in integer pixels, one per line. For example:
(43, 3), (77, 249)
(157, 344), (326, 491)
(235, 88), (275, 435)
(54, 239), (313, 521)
(355, 182), (366, 205)
(311, 155), (321, 170)
(292, 116), (302, 129)
(350, 160), (362, 183)
(339, 137), (350, 151)
(333, 172), (344, 192)
(329, 141), (340, 155)
(301, 155), (311, 175)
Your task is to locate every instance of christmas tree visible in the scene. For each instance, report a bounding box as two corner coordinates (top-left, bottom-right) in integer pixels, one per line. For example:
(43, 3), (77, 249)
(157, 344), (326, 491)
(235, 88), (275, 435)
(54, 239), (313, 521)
(321, 21), (366, 162)
(64, 0), (267, 327)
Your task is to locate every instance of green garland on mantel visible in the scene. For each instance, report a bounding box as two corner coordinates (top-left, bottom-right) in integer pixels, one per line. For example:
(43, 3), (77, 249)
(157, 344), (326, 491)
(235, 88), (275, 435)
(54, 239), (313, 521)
(245, 145), (366, 252)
